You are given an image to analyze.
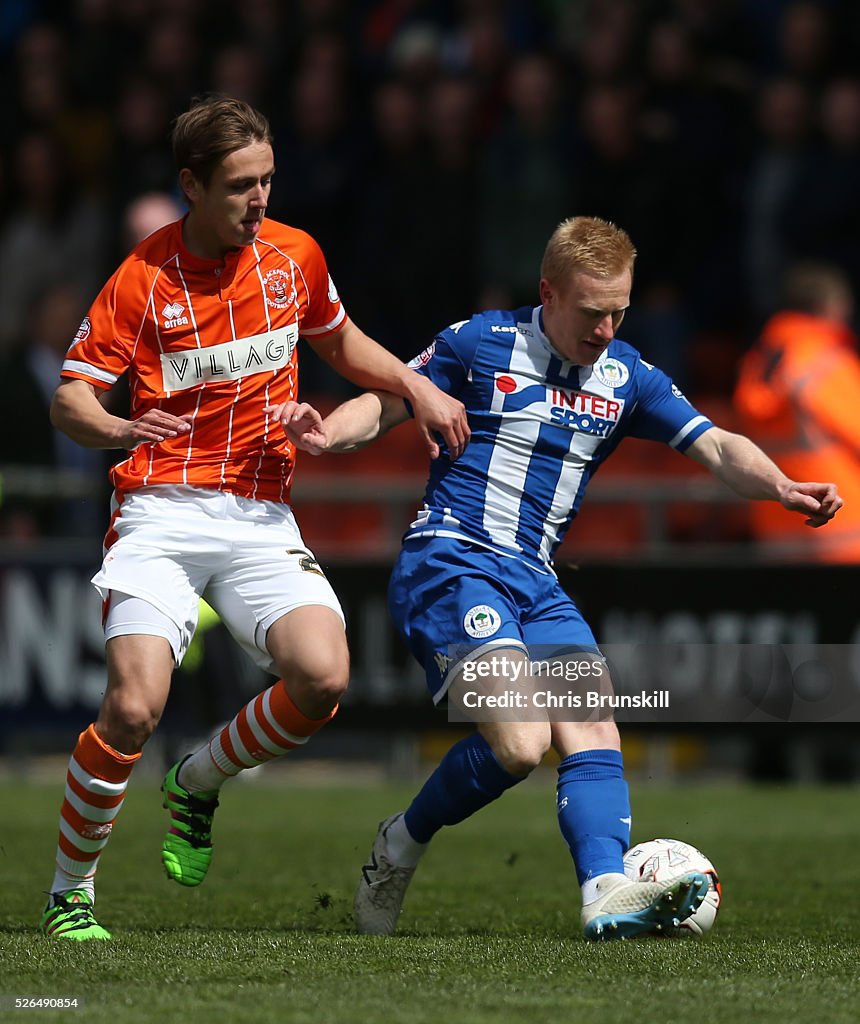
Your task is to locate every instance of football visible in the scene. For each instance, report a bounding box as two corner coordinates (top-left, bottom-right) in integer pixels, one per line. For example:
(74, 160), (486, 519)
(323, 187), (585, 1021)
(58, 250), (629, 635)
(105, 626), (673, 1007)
(623, 838), (722, 937)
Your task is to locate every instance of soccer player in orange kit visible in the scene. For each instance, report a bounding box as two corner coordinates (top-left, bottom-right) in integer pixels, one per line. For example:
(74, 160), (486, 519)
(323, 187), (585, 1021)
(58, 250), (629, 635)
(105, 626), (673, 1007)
(39, 95), (469, 940)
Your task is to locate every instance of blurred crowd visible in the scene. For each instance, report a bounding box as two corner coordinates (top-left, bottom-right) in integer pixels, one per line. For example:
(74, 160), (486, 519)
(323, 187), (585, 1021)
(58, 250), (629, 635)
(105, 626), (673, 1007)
(2, 0), (860, 545)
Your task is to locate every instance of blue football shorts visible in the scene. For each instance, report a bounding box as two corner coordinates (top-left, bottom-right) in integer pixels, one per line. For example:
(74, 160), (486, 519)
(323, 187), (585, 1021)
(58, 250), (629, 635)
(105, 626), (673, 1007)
(388, 535), (600, 703)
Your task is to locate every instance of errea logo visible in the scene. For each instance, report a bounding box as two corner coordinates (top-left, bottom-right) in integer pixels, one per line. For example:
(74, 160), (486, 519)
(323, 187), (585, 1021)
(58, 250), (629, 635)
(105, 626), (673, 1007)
(162, 302), (189, 329)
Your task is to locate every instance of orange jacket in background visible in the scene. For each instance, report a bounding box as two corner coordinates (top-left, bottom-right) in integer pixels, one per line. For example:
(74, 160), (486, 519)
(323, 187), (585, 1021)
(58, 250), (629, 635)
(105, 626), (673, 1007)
(734, 311), (860, 562)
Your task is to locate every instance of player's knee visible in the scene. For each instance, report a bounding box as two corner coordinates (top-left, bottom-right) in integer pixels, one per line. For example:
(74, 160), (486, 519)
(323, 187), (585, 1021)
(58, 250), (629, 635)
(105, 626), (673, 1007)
(96, 697), (161, 754)
(487, 727), (551, 777)
(586, 720), (621, 750)
(307, 667), (349, 710)
(281, 653), (349, 715)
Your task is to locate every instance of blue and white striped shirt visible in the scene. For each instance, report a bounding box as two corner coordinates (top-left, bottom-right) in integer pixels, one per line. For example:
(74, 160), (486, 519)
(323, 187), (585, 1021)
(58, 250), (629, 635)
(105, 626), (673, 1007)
(405, 305), (713, 570)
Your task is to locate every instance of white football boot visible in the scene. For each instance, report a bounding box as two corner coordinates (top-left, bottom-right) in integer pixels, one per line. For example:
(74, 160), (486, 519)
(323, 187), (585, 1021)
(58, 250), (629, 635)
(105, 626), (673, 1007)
(581, 871), (709, 941)
(354, 813), (416, 935)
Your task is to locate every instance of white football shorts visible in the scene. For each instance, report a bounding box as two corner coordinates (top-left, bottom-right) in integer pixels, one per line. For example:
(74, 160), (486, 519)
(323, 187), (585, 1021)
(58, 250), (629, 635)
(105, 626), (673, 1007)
(94, 484), (344, 672)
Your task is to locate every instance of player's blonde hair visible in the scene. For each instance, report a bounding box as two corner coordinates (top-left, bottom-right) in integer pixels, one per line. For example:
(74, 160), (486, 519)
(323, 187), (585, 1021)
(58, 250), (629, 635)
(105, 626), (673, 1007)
(171, 95), (273, 186)
(541, 216), (637, 288)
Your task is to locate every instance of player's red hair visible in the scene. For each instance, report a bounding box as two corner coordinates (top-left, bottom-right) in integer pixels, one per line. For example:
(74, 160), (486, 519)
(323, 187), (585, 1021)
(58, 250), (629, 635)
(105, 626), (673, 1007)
(541, 216), (637, 287)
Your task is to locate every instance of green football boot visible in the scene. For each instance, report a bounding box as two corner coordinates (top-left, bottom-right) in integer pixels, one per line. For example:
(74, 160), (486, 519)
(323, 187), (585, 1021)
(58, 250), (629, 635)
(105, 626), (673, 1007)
(40, 890), (111, 941)
(161, 758), (219, 886)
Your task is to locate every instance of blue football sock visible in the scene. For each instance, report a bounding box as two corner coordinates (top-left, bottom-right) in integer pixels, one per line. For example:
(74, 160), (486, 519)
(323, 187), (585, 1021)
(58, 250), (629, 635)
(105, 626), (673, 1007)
(556, 749), (631, 884)
(403, 733), (522, 844)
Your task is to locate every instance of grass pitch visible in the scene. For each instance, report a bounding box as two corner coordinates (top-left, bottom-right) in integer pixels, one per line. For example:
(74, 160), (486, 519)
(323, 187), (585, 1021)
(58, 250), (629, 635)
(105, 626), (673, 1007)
(0, 769), (857, 1023)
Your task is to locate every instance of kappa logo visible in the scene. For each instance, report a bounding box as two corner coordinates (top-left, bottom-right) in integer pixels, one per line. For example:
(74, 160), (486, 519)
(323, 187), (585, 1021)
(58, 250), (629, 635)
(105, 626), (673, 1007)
(434, 651), (452, 676)
(463, 604), (502, 639)
(162, 302), (189, 328)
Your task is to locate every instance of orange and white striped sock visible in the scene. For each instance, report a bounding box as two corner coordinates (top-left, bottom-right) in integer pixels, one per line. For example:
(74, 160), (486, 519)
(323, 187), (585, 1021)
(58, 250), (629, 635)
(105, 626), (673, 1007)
(178, 680), (337, 793)
(49, 724), (140, 899)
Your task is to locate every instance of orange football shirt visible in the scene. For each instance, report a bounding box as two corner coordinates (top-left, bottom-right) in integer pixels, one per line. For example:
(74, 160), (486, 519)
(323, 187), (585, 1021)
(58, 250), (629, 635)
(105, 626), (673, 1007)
(62, 216), (345, 504)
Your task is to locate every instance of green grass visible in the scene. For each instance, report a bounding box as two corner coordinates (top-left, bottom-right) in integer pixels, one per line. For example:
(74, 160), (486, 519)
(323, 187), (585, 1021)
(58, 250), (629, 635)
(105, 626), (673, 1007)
(0, 772), (858, 1023)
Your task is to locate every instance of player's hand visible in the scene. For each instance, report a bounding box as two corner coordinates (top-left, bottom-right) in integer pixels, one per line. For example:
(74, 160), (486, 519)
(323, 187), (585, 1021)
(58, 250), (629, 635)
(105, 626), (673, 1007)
(265, 401), (329, 455)
(123, 410), (193, 448)
(408, 375), (470, 460)
(778, 481), (843, 527)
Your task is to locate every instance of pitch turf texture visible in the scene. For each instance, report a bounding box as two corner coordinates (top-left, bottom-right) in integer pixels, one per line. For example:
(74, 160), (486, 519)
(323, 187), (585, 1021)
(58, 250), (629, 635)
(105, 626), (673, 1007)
(1, 776), (857, 1024)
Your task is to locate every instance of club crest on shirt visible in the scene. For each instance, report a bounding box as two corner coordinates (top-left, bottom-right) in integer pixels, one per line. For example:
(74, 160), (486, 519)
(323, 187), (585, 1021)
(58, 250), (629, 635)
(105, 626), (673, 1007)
(463, 604), (502, 639)
(592, 358), (629, 388)
(264, 268), (297, 309)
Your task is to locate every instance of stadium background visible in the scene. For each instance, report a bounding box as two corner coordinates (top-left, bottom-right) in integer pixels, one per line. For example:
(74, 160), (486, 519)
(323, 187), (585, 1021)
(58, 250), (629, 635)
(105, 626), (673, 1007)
(1, 0), (859, 782)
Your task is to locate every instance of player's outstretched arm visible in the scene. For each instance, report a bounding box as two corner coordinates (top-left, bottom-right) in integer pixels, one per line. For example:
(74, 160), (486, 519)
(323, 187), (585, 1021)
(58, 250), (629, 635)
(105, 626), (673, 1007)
(267, 392), (410, 456)
(51, 378), (192, 449)
(307, 317), (469, 459)
(685, 426), (843, 527)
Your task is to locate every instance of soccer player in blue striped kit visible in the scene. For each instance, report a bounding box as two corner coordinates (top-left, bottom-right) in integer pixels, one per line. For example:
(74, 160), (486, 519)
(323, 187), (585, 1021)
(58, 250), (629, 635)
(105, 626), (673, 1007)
(269, 216), (842, 940)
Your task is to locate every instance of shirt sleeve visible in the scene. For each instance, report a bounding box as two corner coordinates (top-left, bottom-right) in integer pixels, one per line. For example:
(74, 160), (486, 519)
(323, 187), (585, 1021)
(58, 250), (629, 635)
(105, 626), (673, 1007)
(406, 316), (481, 397)
(295, 232), (346, 338)
(626, 360), (713, 451)
(60, 259), (147, 390)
